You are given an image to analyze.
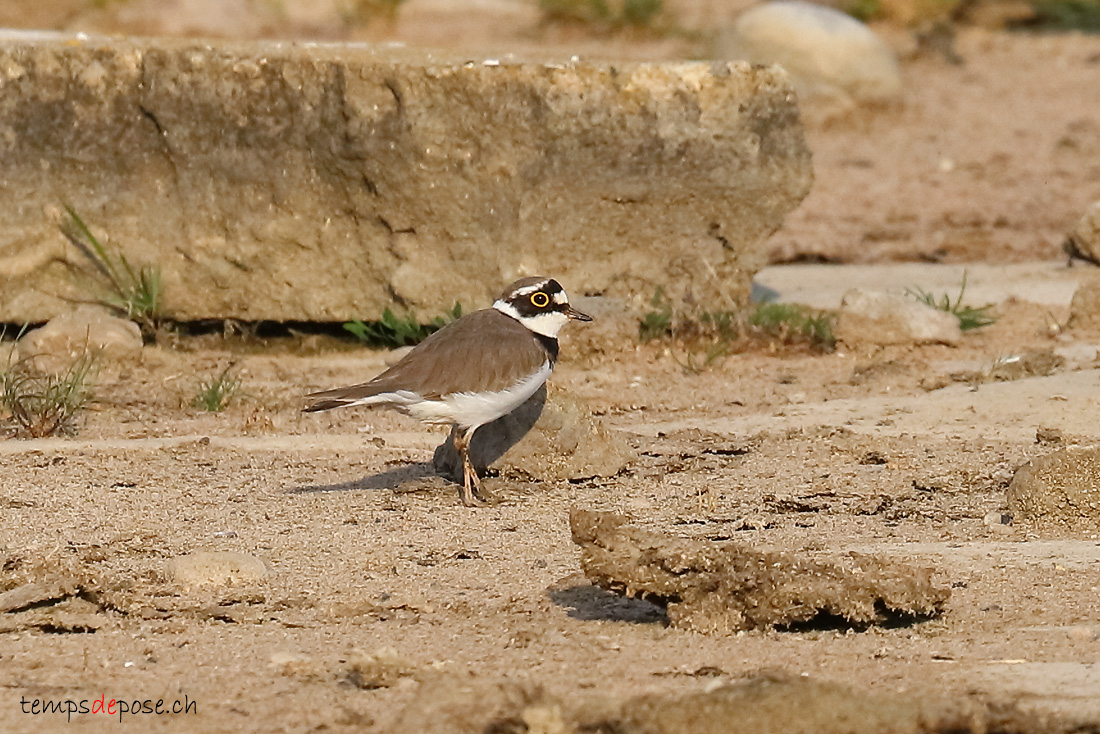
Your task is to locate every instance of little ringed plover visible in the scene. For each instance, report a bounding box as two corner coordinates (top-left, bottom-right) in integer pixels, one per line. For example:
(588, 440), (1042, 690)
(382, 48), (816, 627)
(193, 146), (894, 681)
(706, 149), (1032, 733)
(304, 276), (592, 505)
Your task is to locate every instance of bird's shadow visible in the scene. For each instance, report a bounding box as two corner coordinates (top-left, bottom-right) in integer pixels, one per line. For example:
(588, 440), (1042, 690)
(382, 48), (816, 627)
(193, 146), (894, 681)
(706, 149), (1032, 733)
(547, 584), (668, 625)
(288, 462), (450, 495)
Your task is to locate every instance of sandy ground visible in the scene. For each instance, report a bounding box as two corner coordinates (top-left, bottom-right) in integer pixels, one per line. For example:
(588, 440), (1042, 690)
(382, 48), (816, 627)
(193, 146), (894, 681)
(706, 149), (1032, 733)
(3, 21), (1100, 734)
(769, 30), (1100, 266)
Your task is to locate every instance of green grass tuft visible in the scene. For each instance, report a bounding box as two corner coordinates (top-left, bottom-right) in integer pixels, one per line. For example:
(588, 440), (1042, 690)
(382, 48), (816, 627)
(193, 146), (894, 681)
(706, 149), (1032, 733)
(60, 205), (166, 341)
(639, 288), (674, 343)
(843, 0), (883, 21)
(192, 366), (241, 413)
(341, 0), (406, 26)
(621, 0), (662, 26)
(749, 302), (835, 348)
(539, 0), (664, 27)
(638, 289), (834, 373)
(1012, 0), (1100, 31)
(343, 303), (463, 349)
(540, 0), (611, 23)
(906, 272), (996, 331)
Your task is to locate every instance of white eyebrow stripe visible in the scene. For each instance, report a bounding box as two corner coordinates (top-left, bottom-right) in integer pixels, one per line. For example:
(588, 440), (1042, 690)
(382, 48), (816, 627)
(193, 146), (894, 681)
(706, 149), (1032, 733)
(511, 281), (551, 297)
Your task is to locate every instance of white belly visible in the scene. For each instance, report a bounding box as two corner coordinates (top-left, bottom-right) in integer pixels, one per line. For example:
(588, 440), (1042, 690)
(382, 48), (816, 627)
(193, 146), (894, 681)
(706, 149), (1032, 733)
(407, 361), (552, 429)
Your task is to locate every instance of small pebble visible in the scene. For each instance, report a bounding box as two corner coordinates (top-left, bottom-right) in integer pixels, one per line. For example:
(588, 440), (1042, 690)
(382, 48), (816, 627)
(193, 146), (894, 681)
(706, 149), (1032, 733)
(1068, 625), (1099, 642)
(270, 651), (318, 677)
(166, 551), (270, 587)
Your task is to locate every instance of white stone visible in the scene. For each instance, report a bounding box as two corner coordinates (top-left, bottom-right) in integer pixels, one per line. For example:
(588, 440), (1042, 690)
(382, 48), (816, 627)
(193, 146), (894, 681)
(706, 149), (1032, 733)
(16, 306), (142, 374)
(834, 289), (962, 347)
(717, 1), (902, 106)
(1066, 199), (1100, 264)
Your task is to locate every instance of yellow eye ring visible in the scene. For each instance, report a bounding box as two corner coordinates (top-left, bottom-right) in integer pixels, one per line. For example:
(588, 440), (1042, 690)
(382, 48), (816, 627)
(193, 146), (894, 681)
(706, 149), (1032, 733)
(530, 292), (550, 308)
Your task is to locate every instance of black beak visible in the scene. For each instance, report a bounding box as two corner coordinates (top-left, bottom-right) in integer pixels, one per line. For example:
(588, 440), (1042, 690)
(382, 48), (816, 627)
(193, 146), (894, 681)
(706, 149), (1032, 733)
(565, 305), (593, 322)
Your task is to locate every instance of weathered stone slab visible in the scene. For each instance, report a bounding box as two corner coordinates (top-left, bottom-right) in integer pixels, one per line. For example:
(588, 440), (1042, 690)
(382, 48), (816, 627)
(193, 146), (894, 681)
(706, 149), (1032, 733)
(569, 510), (949, 634)
(1007, 446), (1100, 533)
(0, 32), (812, 322)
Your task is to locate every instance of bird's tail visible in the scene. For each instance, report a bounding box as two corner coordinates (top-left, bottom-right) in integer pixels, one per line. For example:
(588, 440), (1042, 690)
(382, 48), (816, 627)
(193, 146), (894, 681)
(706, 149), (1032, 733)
(303, 384), (396, 413)
(302, 397), (355, 413)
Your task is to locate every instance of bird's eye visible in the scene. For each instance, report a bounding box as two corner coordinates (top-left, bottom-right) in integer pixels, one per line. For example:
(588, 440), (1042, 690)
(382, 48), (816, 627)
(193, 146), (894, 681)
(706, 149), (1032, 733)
(530, 292), (550, 308)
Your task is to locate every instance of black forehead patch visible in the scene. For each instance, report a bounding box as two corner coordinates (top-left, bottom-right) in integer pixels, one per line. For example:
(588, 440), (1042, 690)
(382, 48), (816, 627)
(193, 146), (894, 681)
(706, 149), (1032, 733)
(534, 279), (563, 297)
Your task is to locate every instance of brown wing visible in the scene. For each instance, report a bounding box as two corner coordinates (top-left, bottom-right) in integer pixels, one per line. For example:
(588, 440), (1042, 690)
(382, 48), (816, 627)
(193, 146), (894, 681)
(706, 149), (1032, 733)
(303, 309), (553, 411)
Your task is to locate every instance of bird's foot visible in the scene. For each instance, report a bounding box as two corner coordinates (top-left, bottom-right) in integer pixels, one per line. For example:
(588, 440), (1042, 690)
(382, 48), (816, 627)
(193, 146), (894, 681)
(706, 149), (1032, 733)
(460, 483), (486, 507)
(460, 463), (486, 507)
(458, 444), (487, 507)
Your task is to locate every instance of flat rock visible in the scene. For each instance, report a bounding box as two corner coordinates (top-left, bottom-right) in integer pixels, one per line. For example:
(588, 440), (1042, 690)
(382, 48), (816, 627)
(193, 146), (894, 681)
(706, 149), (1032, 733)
(1065, 202), (1100, 330)
(754, 261), (1090, 311)
(16, 306), (142, 374)
(1065, 199), (1100, 266)
(0, 34), (812, 323)
(1006, 446), (1100, 533)
(391, 675), (559, 734)
(79, 0), (277, 39)
(619, 673), (927, 734)
(433, 385), (633, 484)
(716, 1), (901, 110)
(344, 647), (419, 689)
(0, 577), (81, 613)
(0, 596), (107, 634)
(569, 510), (949, 634)
(166, 551), (270, 587)
(389, 669), (1028, 734)
(834, 288), (963, 348)
(1069, 272), (1100, 331)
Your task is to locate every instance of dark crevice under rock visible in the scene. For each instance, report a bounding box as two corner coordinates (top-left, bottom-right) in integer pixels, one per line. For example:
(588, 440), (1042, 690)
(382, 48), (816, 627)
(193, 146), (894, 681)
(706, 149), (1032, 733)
(569, 509), (950, 634)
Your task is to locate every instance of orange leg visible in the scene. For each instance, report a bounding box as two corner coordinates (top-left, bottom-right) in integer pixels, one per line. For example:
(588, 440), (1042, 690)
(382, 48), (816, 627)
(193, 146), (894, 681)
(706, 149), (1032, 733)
(453, 427), (483, 507)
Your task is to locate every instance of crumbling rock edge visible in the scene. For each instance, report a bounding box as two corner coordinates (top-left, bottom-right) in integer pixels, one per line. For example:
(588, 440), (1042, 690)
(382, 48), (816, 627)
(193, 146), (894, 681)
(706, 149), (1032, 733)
(569, 509), (950, 634)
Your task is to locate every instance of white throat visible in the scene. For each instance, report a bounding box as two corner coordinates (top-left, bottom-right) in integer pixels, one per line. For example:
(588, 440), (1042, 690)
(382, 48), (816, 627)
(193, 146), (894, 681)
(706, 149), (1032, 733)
(493, 300), (569, 338)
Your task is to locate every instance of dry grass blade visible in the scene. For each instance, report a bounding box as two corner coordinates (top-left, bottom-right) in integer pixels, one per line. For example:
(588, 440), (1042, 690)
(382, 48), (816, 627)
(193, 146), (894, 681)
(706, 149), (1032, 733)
(0, 353), (97, 438)
(59, 206), (125, 295)
(59, 205), (165, 340)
